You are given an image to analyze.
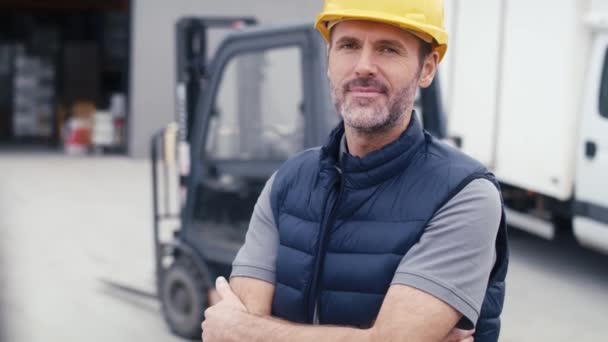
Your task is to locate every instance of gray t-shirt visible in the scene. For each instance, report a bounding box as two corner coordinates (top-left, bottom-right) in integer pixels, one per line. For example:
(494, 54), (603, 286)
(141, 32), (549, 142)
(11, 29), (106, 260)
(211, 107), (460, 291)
(231, 140), (502, 328)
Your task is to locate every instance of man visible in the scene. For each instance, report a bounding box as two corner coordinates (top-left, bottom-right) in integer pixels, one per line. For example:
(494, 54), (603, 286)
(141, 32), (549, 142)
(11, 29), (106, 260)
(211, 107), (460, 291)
(202, 0), (508, 341)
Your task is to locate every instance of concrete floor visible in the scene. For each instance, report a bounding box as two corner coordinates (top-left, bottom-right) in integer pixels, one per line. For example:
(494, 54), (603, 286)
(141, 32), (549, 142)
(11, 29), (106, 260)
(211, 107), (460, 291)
(0, 151), (183, 342)
(1, 151), (607, 341)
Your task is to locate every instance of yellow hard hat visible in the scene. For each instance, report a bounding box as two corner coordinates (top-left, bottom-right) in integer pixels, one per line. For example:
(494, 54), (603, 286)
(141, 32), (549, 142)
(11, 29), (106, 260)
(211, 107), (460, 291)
(315, 0), (448, 62)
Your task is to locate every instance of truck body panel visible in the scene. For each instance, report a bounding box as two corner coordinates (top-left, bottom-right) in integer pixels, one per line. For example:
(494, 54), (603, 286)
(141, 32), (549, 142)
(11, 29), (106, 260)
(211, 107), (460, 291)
(494, 0), (590, 200)
(445, 0), (593, 200)
(574, 29), (608, 253)
(444, 0), (608, 252)
(446, 0), (503, 167)
(576, 32), (608, 209)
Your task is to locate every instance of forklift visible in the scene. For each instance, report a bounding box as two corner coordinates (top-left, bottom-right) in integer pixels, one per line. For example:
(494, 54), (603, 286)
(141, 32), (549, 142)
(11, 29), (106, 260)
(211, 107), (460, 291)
(151, 17), (447, 340)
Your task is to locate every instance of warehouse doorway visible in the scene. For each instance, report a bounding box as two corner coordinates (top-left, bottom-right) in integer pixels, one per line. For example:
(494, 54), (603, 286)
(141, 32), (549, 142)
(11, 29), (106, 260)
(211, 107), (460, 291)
(0, 0), (131, 154)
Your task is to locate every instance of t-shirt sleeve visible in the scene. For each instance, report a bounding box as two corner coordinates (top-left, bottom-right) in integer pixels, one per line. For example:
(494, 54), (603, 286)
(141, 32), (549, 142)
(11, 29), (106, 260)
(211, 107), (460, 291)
(391, 178), (501, 329)
(230, 172), (279, 284)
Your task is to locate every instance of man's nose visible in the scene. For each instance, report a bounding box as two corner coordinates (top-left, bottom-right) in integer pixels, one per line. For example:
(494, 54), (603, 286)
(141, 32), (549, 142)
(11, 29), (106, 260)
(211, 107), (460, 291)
(354, 45), (378, 78)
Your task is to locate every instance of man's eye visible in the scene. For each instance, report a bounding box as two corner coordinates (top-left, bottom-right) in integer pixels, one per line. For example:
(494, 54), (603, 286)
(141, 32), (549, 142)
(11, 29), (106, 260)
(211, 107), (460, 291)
(340, 43), (356, 50)
(380, 47), (397, 54)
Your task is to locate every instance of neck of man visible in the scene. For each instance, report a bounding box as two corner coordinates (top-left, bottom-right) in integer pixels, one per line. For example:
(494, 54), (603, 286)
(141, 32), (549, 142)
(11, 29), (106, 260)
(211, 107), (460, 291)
(343, 109), (412, 158)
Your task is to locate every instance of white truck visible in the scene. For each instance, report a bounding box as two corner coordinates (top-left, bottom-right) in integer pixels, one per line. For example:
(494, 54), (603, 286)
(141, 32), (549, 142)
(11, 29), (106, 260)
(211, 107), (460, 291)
(440, 0), (608, 253)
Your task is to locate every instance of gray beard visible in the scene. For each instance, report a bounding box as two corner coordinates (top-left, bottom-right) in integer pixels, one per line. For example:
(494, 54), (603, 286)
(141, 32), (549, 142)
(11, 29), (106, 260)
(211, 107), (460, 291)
(331, 80), (418, 135)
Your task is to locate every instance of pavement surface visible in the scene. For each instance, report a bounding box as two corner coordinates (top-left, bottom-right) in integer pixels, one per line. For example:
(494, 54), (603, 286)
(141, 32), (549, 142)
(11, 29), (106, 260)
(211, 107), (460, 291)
(0, 150), (183, 342)
(1, 151), (607, 342)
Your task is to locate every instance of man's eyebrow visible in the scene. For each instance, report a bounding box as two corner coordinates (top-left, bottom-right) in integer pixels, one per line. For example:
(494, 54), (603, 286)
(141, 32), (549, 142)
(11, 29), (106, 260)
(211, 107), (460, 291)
(334, 36), (360, 45)
(376, 39), (407, 51)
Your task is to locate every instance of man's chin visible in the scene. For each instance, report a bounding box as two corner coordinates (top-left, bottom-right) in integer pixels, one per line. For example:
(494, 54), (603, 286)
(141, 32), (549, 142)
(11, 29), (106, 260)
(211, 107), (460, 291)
(343, 115), (392, 132)
(346, 95), (385, 107)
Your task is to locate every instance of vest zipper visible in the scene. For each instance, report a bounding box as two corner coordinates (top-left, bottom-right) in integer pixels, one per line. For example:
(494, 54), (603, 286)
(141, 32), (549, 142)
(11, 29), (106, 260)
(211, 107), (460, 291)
(306, 165), (345, 323)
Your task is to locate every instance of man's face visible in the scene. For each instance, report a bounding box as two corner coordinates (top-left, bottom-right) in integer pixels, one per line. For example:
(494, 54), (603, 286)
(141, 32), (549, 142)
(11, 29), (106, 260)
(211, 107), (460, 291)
(328, 20), (436, 134)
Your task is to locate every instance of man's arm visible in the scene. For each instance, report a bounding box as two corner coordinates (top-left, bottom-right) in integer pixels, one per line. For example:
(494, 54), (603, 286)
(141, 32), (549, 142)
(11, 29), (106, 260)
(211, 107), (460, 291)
(392, 178), (502, 329)
(259, 283), (461, 341)
(204, 179), (500, 341)
(228, 172), (278, 315)
(230, 277), (274, 316)
(205, 280), (460, 342)
(211, 175), (460, 341)
(370, 284), (461, 341)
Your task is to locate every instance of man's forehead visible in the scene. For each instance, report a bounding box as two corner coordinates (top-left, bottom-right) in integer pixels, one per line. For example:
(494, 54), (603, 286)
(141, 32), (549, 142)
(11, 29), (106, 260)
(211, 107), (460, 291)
(331, 20), (419, 44)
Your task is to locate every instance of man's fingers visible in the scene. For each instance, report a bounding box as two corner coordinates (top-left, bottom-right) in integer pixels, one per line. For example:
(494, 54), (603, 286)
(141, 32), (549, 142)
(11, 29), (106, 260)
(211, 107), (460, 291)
(215, 277), (246, 309)
(444, 328), (474, 342)
(208, 288), (221, 306)
(215, 277), (234, 299)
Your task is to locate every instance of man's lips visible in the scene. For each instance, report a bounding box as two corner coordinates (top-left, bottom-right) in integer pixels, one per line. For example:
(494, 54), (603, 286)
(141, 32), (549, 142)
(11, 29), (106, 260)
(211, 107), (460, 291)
(349, 86), (383, 93)
(347, 87), (386, 97)
(347, 88), (384, 97)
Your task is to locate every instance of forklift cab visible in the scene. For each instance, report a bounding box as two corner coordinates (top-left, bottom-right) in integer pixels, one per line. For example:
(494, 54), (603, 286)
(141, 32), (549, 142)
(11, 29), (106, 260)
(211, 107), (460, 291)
(182, 22), (337, 282)
(151, 18), (446, 340)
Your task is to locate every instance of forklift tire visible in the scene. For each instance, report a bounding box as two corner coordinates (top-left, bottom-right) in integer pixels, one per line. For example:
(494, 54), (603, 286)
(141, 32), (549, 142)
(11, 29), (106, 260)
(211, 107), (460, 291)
(161, 257), (209, 340)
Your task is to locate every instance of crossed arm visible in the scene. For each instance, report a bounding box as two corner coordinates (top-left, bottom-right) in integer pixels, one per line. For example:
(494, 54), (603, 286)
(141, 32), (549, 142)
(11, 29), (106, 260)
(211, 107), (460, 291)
(202, 276), (472, 342)
(201, 179), (500, 341)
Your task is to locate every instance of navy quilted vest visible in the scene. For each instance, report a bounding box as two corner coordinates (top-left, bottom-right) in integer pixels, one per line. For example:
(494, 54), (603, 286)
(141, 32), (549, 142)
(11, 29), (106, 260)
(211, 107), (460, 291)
(270, 115), (509, 341)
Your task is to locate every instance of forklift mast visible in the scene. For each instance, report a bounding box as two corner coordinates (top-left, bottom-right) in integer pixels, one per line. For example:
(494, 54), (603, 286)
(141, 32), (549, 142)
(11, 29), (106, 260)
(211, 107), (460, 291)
(174, 17), (257, 186)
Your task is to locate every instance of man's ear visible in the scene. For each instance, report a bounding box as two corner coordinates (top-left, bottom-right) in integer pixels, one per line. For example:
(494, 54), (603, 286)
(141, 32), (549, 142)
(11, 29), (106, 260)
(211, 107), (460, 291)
(418, 50), (439, 88)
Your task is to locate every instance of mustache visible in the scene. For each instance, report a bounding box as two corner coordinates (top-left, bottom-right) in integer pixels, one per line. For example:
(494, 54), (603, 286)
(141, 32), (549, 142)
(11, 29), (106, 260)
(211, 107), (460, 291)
(344, 77), (389, 93)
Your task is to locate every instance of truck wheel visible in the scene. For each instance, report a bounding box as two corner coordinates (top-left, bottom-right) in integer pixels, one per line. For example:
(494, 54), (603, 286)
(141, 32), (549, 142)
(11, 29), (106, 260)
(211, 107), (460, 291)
(161, 257), (209, 340)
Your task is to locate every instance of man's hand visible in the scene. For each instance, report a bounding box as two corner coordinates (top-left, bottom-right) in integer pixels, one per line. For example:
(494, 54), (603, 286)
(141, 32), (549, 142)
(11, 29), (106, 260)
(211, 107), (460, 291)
(201, 277), (248, 342)
(443, 328), (475, 342)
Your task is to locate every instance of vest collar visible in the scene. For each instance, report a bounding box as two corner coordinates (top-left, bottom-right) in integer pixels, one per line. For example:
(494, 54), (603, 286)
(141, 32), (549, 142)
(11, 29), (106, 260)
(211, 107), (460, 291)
(320, 113), (426, 189)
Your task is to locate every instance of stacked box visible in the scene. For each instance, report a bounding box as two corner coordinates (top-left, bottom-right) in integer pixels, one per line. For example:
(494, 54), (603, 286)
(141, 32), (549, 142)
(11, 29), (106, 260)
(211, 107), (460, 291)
(0, 44), (14, 138)
(92, 111), (114, 147)
(102, 12), (129, 65)
(12, 46), (55, 138)
(62, 43), (99, 105)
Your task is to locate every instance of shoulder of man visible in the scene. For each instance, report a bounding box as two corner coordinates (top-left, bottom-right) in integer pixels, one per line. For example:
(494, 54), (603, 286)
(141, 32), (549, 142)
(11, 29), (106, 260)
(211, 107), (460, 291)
(272, 146), (323, 191)
(394, 177), (503, 329)
(276, 146), (322, 174)
(424, 136), (489, 177)
(413, 136), (499, 207)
